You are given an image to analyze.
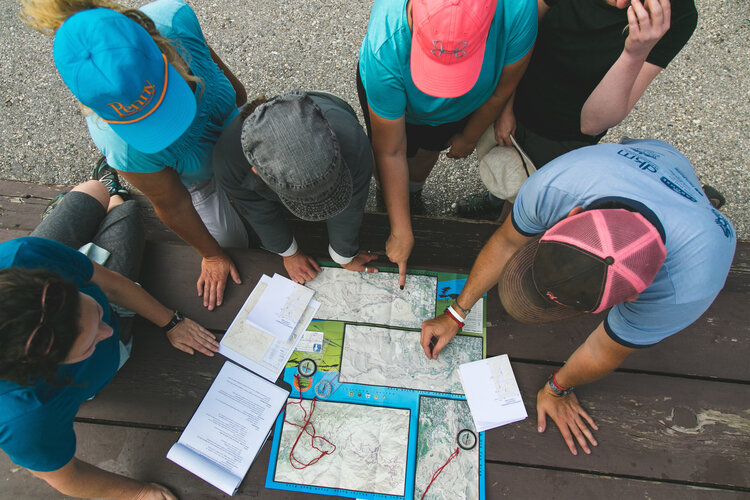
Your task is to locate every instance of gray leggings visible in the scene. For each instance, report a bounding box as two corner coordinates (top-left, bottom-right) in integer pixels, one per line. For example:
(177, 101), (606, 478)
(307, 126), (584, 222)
(31, 191), (144, 343)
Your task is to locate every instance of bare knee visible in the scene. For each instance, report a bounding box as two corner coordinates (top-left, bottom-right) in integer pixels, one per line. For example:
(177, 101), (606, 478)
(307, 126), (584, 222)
(70, 180), (109, 210)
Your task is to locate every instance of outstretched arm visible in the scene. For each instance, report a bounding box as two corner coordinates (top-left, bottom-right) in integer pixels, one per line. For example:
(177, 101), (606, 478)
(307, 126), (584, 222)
(368, 110), (412, 288)
(117, 168), (241, 311)
(420, 217), (532, 359)
(91, 262), (218, 356)
(536, 322), (636, 455)
(580, 0), (670, 135)
(31, 456), (176, 499)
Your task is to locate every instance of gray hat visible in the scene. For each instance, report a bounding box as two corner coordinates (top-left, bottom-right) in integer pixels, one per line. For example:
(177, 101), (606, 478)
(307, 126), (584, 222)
(240, 90), (352, 221)
(476, 128), (536, 202)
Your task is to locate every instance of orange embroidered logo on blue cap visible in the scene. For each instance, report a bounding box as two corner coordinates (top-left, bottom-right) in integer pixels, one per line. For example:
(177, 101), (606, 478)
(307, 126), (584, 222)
(107, 80), (157, 118)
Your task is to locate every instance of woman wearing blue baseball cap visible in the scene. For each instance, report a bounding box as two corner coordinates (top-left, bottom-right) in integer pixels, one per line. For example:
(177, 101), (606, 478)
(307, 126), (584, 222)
(23, 0), (249, 312)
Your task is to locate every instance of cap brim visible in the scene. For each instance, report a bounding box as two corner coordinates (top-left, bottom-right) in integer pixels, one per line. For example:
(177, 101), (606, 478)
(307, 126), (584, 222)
(499, 236), (584, 324)
(410, 39), (484, 99)
(278, 158), (353, 222)
(108, 63), (196, 154)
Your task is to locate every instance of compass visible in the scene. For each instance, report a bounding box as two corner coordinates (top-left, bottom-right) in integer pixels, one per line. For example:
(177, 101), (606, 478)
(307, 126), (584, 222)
(457, 429), (477, 450)
(315, 380), (333, 398)
(297, 358), (317, 378)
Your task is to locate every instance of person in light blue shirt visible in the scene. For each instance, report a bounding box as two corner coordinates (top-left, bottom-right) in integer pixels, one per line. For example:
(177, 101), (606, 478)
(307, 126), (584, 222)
(27, 0), (248, 311)
(357, 0), (537, 287)
(421, 139), (735, 456)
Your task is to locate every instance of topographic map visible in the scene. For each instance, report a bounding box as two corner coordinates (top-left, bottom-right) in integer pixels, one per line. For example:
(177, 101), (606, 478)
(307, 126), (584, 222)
(340, 325), (483, 394)
(306, 268), (437, 328)
(273, 399), (410, 496)
(415, 397), (479, 500)
(267, 266), (486, 499)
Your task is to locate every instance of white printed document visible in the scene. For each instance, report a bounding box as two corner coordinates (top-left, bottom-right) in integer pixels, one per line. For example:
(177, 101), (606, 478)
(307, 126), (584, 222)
(245, 274), (314, 340)
(167, 361), (289, 495)
(459, 354), (527, 432)
(219, 275), (320, 381)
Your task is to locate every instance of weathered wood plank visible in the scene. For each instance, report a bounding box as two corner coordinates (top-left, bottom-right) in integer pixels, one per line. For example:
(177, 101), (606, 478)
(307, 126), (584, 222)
(485, 464), (748, 499)
(486, 364), (750, 489)
(3, 425), (744, 499)
(0, 423), (339, 499)
(485, 289), (750, 381)
(1, 179), (748, 282)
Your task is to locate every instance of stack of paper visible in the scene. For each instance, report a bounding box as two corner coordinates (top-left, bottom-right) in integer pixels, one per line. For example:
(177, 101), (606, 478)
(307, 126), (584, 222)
(459, 354), (527, 432)
(219, 275), (320, 381)
(245, 274), (315, 341)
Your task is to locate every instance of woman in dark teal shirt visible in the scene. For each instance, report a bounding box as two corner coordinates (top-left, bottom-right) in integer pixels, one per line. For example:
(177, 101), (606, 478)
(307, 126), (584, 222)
(0, 180), (217, 498)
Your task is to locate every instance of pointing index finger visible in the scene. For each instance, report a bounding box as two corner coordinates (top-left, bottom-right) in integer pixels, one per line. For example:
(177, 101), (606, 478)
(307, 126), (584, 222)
(398, 261), (407, 289)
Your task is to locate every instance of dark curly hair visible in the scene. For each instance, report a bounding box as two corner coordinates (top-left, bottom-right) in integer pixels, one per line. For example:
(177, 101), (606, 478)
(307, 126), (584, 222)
(0, 268), (81, 385)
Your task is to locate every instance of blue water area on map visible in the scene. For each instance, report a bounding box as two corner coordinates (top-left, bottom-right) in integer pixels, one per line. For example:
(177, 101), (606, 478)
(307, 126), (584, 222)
(436, 279), (467, 300)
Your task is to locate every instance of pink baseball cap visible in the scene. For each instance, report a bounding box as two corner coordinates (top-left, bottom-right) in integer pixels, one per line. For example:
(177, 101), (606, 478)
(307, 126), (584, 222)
(410, 0), (497, 98)
(499, 209), (667, 323)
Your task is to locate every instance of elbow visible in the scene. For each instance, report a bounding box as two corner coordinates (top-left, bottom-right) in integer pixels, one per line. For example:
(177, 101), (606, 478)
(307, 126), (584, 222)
(580, 118), (608, 137)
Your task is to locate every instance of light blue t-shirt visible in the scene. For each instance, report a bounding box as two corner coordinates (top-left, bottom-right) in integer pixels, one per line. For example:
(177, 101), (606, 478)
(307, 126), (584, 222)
(0, 238), (120, 471)
(512, 140), (736, 347)
(86, 0), (238, 186)
(359, 0), (537, 125)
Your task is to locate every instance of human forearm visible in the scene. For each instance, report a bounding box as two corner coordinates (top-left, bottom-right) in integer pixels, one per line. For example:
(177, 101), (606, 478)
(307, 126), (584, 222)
(580, 0), (669, 135)
(580, 51), (648, 135)
(456, 221), (531, 310)
(93, 263), (173, 328)
(376, 152), (412, 238)
(553, 323), (635, 389)
(153, 191), (225, 260)
(32, 457), (151, 499)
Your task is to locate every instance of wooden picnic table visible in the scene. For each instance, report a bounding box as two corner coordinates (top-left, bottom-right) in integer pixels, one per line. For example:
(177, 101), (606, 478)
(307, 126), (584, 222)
(1, 180), (748, 499)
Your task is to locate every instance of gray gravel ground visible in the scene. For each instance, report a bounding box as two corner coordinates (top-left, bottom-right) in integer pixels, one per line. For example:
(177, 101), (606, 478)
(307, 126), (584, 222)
(1, 0), (748, 239)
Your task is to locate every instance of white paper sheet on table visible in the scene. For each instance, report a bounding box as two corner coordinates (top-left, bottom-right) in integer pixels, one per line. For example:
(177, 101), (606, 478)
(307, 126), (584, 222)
(459, 354), (527, 432)
(245, 273), (314, 340)
(219, 275), (320, 382)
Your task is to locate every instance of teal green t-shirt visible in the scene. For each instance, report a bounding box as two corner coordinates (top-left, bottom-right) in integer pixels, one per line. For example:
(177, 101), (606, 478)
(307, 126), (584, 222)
(0, 238), (120, 472)
(358, 0), (537, 125)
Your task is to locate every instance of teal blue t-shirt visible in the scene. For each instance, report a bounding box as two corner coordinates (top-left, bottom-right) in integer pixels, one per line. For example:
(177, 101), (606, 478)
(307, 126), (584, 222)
(86, 0), (238, 186)
(358, 0), (537, 125)
(0, 238), (120, 472)
(511, 140), (736, 347)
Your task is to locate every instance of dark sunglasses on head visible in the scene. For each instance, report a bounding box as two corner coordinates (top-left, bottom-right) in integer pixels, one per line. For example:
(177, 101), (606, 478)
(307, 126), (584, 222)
(24, 280), (67, 359)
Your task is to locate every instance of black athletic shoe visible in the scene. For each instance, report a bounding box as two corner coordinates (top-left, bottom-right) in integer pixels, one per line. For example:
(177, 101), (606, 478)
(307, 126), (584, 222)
(40, 193), (65, 221)
(702, 184), (726, 209)
(92, 156), (130, 200)
(456, 193), (504, 221)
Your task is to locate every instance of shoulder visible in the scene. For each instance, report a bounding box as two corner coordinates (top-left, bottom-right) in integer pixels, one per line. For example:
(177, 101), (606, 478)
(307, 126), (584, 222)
(139, 0), (203, 41)
(361, 0), (410, 58)
(0, 237), (91, 277)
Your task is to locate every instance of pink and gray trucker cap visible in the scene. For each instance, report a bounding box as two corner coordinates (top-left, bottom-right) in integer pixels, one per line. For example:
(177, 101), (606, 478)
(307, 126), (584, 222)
(499, 209), (667, 323)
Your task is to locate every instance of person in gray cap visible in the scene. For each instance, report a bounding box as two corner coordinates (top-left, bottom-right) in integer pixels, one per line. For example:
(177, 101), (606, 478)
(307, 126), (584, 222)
(212, 90), (377, 284)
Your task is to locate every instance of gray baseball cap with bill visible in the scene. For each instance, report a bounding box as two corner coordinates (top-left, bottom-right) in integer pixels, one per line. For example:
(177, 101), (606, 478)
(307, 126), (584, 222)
(240, 90), (352, 221)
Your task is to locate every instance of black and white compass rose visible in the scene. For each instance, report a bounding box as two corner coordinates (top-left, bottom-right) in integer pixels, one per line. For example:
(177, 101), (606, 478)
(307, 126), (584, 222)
(297, 358), (317, 378)
(457, 429), (477, 450)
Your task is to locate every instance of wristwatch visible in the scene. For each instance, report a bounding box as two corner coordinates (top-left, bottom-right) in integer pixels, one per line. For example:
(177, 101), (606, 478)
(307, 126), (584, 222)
(547, 372), (575, 397)
(161, 310), (184, 332)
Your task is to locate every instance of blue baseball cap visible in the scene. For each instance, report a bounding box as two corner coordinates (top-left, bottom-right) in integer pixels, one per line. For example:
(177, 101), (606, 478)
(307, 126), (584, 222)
(53, 8), (196, 154)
